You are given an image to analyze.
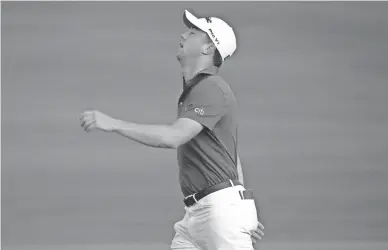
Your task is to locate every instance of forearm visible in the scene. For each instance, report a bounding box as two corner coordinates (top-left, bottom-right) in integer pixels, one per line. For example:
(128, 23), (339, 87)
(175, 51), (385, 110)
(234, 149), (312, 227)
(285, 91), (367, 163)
(112, 120), (177, 149)
(237, 155), (244, 185)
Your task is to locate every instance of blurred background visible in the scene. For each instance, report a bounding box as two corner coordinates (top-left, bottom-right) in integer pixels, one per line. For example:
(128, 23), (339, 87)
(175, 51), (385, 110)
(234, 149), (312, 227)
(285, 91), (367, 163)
(2, 2), (388, 250)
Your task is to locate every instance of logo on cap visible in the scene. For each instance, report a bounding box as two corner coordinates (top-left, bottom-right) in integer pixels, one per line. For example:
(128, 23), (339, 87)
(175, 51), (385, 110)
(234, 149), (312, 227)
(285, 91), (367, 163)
(208, 29), (220, 45)
(205, 17), (212, 23)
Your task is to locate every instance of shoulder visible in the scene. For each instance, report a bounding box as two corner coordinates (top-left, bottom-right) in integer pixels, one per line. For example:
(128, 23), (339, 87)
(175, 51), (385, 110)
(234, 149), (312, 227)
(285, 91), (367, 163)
(193, 75), (233, 97)
(208, 75), (233, 95)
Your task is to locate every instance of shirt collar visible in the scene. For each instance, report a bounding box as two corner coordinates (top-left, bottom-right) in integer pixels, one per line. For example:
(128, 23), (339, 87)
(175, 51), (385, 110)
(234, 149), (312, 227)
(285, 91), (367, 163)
(183, 66), (219, 89)
(197, 65), (219, 76)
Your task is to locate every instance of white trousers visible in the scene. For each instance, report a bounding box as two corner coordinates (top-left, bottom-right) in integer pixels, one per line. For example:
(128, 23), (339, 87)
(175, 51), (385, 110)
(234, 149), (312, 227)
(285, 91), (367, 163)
(171, 185), (259, 250)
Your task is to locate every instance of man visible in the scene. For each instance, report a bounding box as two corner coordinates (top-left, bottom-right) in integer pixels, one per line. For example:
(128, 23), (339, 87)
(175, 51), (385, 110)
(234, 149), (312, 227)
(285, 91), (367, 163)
(80, 9), (264, 250)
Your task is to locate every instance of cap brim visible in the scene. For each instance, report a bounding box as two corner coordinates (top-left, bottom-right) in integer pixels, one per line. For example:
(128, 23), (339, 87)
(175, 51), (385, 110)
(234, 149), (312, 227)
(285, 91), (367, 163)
(183, 10), (209, 33)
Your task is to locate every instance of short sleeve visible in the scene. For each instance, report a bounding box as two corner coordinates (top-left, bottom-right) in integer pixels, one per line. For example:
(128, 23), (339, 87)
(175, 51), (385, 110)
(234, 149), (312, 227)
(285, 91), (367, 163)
(179, 81), (229, 130)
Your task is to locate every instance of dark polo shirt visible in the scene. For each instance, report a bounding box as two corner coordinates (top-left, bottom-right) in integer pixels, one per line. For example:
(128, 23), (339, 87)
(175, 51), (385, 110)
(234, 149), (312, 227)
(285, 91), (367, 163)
(177, 66), (239, 197)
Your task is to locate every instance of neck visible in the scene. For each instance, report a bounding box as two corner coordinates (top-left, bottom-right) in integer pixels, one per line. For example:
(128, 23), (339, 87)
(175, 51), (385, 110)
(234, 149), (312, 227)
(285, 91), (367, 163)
(181, 57), (213, 82)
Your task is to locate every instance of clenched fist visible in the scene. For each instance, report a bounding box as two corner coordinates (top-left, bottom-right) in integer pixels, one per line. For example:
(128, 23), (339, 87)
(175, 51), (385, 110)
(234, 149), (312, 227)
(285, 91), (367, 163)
(80, 110), (118, 132)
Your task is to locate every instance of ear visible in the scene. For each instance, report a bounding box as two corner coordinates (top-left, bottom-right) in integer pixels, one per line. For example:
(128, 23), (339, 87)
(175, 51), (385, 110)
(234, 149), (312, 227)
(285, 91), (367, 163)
(202, 43), (216, 56)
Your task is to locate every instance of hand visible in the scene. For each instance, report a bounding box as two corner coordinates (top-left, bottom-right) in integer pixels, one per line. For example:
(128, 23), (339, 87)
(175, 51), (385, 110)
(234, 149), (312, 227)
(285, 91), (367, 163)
(251, 220), (265, 246)
(80, 110), (117, 132)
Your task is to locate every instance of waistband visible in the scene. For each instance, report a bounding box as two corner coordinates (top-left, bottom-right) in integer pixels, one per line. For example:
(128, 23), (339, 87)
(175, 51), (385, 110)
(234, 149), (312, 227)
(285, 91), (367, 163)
(183, 179), (243, 207)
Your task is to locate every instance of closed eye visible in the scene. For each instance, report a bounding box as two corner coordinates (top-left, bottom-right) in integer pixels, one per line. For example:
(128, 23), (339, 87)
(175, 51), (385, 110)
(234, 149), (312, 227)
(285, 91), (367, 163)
(181, 28), (197, 40)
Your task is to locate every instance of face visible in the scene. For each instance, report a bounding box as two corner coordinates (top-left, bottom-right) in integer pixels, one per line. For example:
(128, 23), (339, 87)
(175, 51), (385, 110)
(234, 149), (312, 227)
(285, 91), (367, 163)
(177, 27), (211, 64)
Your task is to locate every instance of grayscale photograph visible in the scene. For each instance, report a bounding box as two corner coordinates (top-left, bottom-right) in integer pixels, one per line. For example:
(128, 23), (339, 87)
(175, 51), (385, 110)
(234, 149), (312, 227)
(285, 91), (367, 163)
(2, 2), (388, 250)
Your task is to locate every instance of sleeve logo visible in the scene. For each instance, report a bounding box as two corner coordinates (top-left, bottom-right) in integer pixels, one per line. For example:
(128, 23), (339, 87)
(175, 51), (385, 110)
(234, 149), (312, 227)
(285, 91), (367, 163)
(194, 107), (204, 115)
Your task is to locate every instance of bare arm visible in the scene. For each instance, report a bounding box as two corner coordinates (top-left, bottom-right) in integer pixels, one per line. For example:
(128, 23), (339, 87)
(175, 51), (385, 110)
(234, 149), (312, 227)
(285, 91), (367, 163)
(112, 118), (203, 149)
(80, 110), (203, 149)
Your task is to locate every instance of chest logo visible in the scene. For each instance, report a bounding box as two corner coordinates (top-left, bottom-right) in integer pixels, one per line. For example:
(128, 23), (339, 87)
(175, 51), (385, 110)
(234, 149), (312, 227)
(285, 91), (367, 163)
(194, 107), (204, 116)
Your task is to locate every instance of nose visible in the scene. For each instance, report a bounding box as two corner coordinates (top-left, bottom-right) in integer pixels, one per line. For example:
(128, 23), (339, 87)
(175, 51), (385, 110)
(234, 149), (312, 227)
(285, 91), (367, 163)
(181, 30), (191, 40)
(180, 32), (188, 47)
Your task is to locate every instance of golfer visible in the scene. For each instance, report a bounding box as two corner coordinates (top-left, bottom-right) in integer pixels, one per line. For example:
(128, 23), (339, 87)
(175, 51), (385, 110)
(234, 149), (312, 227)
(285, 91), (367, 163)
(80, 10), (264, 250)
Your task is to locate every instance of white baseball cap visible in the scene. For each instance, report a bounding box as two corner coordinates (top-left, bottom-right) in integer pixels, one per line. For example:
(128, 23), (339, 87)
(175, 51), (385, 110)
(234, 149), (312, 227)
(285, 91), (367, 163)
(183, 10), (237, 61)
